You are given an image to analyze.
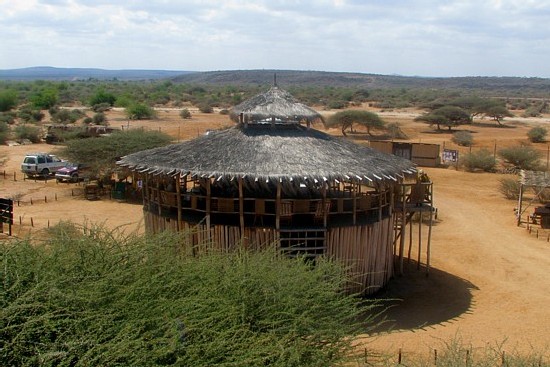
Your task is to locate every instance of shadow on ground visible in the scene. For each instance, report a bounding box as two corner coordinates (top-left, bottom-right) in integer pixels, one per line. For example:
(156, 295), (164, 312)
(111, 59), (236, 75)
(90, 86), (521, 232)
(369, 260), (478, 333)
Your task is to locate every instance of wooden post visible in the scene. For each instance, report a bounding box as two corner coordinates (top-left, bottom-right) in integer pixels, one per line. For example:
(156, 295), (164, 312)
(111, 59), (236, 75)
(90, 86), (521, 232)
(175, 174), (182, 232)
(352, 182), (357, 225)
(275, 181), (281, 231)
(156, 177), (162, 217)
(517, 183), (523, 226)
(426, 204), (433, 275)
(238, 177), (245, 243)
(206, 178), (211, 236)
(399, 184), (406, 275)
(418, 211), (422, 270)
(322, 182), (327, 227)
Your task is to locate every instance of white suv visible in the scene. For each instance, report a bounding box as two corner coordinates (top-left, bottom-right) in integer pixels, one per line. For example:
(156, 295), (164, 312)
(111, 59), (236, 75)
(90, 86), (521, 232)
(21, 153), (67, 178)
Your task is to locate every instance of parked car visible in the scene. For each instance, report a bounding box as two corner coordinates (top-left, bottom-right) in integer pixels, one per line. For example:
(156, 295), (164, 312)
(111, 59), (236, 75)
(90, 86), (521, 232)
(55, 163), (93, 183)
(21, 153), (67, 178)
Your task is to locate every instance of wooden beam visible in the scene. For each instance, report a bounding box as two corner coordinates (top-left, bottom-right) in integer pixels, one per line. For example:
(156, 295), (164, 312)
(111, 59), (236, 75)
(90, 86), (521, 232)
(276, 181), (281, 231)
(517, 183), (524, 226)
(238, 177), (245, 244)
(175, 174), (182, 232)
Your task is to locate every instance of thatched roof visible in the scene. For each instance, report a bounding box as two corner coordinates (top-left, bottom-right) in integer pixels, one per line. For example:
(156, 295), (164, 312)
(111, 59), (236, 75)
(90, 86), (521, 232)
(118, 124), (416, 185)
(229, 86), (324, 125)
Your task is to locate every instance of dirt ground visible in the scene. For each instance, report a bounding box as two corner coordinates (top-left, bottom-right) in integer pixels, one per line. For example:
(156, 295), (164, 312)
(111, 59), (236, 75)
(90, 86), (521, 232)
(1, 107), (549, 357)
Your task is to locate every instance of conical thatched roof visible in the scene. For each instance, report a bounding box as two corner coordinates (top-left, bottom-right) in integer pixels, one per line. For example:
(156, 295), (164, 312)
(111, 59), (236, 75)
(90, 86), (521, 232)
(229, 86), (324, 125)
(118, 124), (416, 185)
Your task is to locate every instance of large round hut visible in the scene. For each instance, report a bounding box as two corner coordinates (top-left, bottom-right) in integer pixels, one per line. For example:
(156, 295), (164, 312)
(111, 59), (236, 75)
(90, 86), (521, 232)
(118, 86), (418, 294)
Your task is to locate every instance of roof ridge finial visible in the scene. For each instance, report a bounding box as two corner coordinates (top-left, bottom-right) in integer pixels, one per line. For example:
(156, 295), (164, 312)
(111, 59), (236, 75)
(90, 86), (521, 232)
(273, 73), (277, 87)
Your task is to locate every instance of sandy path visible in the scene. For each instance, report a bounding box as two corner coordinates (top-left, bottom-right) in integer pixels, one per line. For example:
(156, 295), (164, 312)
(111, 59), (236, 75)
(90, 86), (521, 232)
(365, 167), (550, 355)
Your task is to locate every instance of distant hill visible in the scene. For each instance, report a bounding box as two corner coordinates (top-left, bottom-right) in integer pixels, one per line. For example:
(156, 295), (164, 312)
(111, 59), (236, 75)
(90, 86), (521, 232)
(0, 66), (195, 81)
(2, 67), (550, 95)
(172, 69), (550, 93)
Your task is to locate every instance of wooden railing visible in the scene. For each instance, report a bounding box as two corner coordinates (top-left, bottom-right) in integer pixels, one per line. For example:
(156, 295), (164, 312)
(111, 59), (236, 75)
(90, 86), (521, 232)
(146, 188), (389, 217)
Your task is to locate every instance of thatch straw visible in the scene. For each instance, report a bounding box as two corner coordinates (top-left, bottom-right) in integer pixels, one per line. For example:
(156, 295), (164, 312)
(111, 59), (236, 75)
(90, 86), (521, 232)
(118, 124), (416, 185)
(229, 86), (324, 125)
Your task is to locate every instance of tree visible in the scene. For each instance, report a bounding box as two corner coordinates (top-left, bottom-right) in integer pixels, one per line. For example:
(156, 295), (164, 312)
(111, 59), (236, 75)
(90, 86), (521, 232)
(449, 96), (496, 121)
(30, 88), (58, 109)
(325, 110), (385, 136)
(485, 105), (513, 125)
(89, 88), (117, 106)
(126, 103), (156, 120)
(0, 90), (18, 112)
(415, 106), (470, 131)
(59, 129), (172, 177)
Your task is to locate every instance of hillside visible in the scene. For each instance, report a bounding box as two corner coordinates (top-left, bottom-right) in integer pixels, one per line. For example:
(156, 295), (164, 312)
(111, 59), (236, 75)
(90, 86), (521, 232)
(3, 67), (550, 96)
(171, 69), (550, 94)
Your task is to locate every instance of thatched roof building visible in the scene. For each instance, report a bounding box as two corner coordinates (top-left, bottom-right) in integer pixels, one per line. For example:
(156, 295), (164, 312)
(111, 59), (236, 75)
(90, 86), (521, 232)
(117, 124), (415, 189)
(229, 85), (324, 125)
(118, 85), (424, 295)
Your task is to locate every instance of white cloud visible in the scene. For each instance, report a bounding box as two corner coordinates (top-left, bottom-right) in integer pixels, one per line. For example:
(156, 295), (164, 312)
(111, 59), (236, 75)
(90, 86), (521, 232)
(0, 0), (549, 76)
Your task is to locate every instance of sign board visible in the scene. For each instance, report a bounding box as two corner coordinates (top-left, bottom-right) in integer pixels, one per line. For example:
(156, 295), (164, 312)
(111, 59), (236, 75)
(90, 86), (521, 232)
(442, 149), (459, 163)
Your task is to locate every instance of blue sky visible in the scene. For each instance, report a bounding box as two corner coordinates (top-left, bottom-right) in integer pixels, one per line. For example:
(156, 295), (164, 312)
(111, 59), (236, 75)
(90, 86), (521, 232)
(1, 0), (549, 77)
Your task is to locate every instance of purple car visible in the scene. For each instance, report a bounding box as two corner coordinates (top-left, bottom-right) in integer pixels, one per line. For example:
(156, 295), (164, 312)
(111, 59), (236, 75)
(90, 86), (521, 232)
(55, 163), (89, 182)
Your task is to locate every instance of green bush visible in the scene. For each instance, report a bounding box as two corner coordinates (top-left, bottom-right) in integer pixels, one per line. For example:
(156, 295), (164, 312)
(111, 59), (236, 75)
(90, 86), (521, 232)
(499, 177), (520, 200)
(50, 108), (84, 124)
(14, 124), (42, 143)
(198, 103), (213, 113)
(0, 89), (18, 112)
(126, 103), (157, 120)
(0, 112), (16, 125)
(527, 126), (547, 143)
(522, 105), (542, 117)
(461, 149), (496, 172)
(92, 112), (107, 125)
(1, 224), (378, 366)
(91, 102), (112, 112)
(17, 106), (44, 123)
(451, 130), (474, 147)
(179, 108), (192, 119)
(499, 145), (543, 171)
(0, 121), (10, 144)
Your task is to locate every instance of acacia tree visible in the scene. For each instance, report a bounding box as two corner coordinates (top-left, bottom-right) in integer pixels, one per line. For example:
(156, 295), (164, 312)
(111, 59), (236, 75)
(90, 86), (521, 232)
(325, 110), (385, 136)
(415, 106), (470, 131)
(485, 105), (514, 125)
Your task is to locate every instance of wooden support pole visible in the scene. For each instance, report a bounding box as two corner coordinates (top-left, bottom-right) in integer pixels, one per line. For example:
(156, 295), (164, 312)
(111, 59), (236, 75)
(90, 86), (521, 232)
(206, 179), (211, 241)
(418, 211), (423, 270)
(426, 183), (434, 275)
(238, 177), (245, 243)
(175, 174), (182, 232)
(275, 181), (281, 231)
(322, 182), (327, 228)
(352, 182), (357, 225)
(517, 183), (524, 226)
(399, 184), (406, 275)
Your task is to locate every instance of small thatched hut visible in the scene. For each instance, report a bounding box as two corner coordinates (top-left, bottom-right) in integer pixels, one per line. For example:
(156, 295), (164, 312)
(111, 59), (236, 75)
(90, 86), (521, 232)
(118, 86), (418, 294)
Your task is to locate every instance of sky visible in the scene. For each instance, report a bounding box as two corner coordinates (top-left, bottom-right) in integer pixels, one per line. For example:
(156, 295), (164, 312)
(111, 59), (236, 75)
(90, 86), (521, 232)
(1, 0), (550, 78)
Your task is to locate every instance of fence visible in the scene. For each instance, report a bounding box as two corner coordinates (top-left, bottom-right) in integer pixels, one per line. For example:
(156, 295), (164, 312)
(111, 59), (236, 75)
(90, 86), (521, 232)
(439, 140), (550, 170)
